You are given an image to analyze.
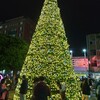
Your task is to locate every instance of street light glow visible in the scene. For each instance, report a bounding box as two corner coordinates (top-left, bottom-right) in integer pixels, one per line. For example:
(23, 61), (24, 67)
(82, 48), (86, 58)
(70, 50), (73, 53)
(82, 49), (86, 53)
(70, 50), (73, 57)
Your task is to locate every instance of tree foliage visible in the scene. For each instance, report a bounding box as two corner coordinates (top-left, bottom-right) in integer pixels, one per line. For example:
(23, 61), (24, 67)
(0, 34), (29, 71)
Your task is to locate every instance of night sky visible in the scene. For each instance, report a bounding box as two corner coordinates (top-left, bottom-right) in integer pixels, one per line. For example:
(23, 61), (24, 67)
(0, 0), (100, 56)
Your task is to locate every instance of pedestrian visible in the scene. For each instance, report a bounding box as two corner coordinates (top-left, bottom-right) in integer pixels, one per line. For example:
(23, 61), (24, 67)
(20, 75), (28, 100)
(31, 77), (39, 100)
(96, 80), (100, 100)
(81, 78), (91, 100)
(33, 76), (51, 100)
(0, 78), (8, 100)
(14, 75), (19, 89)
(56, 81), (66, 100)
(5, 75), (12, 90)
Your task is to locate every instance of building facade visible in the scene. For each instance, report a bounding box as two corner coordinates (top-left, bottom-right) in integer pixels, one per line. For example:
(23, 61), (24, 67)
(86, 33), (100, 72)
(0, 16), (35, 43)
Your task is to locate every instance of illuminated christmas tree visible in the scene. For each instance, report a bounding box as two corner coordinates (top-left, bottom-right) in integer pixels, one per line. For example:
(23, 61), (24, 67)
(14, 0), (81, 100)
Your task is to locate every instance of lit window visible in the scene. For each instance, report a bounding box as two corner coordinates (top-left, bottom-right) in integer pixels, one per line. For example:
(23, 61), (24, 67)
(0, 26), (3, 29)
(20, 27), (22, 31)
(12, 34), (16, 37)
(19, 33), (22, 37)
(20, 22), (23, 25)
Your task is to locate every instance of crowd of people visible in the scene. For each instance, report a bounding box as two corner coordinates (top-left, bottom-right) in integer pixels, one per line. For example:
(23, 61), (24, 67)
(0, 73), (66, 100)
(0, 75), (12, 100)
(80, 76), (100, 100)
(19, 75), (66, 100)
(1, 73), (100, 100)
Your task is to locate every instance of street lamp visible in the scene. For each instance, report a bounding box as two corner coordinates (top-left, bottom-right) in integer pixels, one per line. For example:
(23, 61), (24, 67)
(82, 49), (88, 73)
(82, 49), (86, 58)
(70, 50), (73, 57)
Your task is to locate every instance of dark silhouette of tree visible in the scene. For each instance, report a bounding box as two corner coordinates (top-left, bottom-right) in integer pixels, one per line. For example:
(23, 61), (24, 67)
(0, 34), (29, 72)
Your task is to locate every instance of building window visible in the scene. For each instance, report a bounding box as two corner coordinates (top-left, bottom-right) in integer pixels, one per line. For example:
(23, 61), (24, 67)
(12, 34), (16, 37)
(0, 26), (3, 29)
(4, 30), (6, 34)
(5, 25), (7, 28)
(90, 50), (96, 55)
(90, 41), (93, 45)
(20, 27), (22, 31)
(19, 33), (22, 37)
(20, 22), (23, 25)
(96, 35), (100, 38)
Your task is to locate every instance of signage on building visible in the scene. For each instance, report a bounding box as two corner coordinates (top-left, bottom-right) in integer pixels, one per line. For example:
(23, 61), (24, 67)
(72, 57), (88, 72)
(89, 50), (100, 72)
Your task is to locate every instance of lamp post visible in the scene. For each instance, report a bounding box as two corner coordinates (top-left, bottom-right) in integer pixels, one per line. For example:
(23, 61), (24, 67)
(82, 49), (86, 58)
(70, 50), (73, 57)
(82, 49), (88, 74)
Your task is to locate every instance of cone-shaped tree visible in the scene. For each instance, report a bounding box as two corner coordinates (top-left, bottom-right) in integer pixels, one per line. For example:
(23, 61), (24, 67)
(14, 0), (81, 100)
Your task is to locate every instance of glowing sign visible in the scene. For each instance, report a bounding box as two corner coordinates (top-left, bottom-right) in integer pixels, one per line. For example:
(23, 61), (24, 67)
(72, 57), (89, 72)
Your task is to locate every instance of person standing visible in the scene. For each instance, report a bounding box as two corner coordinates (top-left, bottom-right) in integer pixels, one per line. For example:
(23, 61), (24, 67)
(96, 80), (100, 100)
(81, 78), (91, 100)
(20, 75), (28, 100)
(56, 81), (66, 100)
(31, 77), (39, 100)
(5, 75), (12, 91)
(0, 78), (8, 100)
(33, 76), (51, 100)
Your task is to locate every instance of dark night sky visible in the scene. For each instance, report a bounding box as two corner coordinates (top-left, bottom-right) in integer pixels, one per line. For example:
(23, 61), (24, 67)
(0, 0), (100, 56)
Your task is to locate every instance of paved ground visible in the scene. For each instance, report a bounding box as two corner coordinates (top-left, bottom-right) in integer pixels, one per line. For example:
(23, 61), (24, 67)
(89, 95), (97, 100)
(89, 91), (97, 100)
(8, 90), (98, 100)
